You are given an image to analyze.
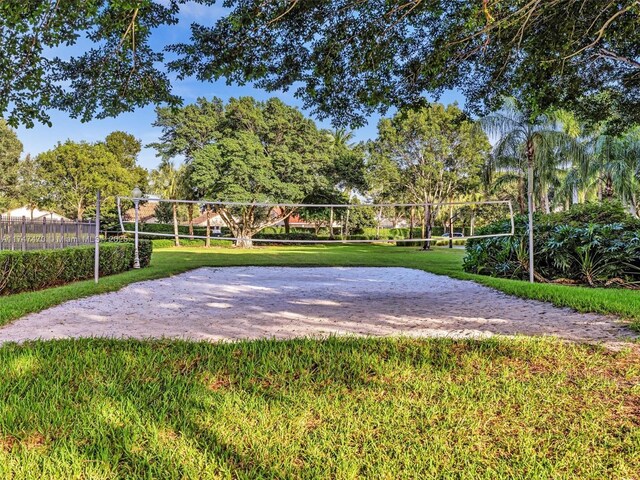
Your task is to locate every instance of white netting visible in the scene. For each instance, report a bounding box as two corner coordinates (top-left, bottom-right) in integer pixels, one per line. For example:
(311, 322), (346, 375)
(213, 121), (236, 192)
(117, 197), (514, 245)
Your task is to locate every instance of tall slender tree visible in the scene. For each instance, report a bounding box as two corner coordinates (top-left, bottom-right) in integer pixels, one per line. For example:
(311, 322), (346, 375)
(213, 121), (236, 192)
(482, 100), (583, 282)
(373, 104), (489, 249)
(150, 160), (185, 246)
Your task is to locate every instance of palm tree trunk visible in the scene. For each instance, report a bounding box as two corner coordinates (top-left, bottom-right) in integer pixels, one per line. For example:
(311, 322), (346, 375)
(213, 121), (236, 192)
(422, 205), (432, 251)
(409, 207), (415, 239)
(329, 207), (335, 239)
(543, 190), (551, 214)
(205, 204), (211, 248)
(188, 204), (194, 238)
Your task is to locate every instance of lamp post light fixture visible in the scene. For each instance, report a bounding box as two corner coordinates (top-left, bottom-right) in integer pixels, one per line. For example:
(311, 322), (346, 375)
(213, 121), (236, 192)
(132, 186), (142, 269)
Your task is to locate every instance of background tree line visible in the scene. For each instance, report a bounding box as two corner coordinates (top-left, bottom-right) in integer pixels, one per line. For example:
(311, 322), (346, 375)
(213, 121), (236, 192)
(2, 95), (639, 247)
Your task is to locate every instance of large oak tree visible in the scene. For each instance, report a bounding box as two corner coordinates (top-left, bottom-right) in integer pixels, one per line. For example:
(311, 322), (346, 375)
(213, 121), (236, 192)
(187, 97), (334, 247)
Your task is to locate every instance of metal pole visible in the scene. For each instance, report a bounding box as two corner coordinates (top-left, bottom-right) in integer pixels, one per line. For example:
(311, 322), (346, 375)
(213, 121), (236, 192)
(94, 190), (100, 284)
(133, 197), (140, 269)
(527, 162), (535, 283)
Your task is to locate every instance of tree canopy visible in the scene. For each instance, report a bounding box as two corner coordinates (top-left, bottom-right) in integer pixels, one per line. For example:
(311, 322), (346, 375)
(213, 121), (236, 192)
(371, 103), (490, 245)
(35, 133), (145, 220)
(184, 97), (334, 245)
(2, 2), (638, 129)
(0, 120), (23, 210)
(0, 0), (179, 127)
(168, 1), (639, 129)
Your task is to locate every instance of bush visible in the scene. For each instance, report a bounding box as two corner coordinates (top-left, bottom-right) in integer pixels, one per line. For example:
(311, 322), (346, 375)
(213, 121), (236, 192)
(0, 240), (152, 295)
(463, 202), (640, 287)
(251, 232), (396, 244)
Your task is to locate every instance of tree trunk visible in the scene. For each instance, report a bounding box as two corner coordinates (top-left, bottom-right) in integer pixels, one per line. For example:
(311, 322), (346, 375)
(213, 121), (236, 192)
(234, 226), (254, 248)
(77, 203), (84, 221)
(344, 208), (350, 238)
(188, 204), (194, 238)
(543, 190), (551, 214)
(572, 185), (579, 205)
(284, 216), (291, 234)
(604, 176), (614, 198)
(470, 212), (475, 237)
(329, 207), (335, 239)
(172, 203), (180, 247)
(526, 140), (535, 283)
(205, 204), (211, 248)
(448, 204), (453, 249)
(422, 205), (432, 251)
(409, 207), (415, 239)
(235, 237), (253, 248)
(517, 176), (526, 213)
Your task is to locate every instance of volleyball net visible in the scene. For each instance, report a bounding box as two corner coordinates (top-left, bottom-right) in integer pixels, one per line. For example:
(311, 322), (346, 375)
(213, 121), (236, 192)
(117, 197), (514, 246)
(116, 198), (514, 245)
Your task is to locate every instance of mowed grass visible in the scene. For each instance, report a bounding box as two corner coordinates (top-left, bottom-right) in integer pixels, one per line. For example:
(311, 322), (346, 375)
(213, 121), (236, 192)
(1, 337), (639, 479)
(2, 244), (640, 330)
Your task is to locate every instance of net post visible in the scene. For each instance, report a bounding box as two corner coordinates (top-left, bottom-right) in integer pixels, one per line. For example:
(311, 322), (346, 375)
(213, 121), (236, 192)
(94, 190), (100, 284)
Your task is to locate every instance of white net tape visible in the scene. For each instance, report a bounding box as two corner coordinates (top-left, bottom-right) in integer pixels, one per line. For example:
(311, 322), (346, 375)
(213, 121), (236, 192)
(117, 197), (514, 244)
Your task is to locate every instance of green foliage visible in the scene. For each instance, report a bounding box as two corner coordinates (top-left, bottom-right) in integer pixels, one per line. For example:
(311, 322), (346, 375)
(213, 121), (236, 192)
(153, 202), (174, 224)
(170, 1), (640, 128)
(0, 119), (23, 210)
(151, 238), (231, 249)
(187, 97), (336, 243)
(0, 240), (151, 295)
(463, 202), (640, 286)
(370, 104), (489, 244)
(34, 135), (147, 221)
(0, 1), (179, 127)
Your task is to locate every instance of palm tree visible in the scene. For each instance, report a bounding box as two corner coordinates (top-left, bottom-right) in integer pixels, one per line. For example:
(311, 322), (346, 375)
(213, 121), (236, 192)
(482, 99), (582, 282)
(150, 160), (186, 246)
(586, 130), (640, 215)
(331, 128), (355, 148)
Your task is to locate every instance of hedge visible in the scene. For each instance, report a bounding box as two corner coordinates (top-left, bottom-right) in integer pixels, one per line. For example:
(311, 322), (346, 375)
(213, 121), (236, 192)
(0, 240), (152, 295)
(151, 238), (233, 249)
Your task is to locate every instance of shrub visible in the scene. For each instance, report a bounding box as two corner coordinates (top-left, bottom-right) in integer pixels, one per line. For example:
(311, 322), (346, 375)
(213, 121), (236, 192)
(151, 239), (232, 249)
(0, 240), (152, 295)
(463, 202), (640, 287)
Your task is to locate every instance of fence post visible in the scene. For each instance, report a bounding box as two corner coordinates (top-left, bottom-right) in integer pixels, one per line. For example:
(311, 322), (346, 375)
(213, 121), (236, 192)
(21, 216), (27, 251)
(61, 219), (66, 248)
(42, 217), (47, 249)
(10, 217), (14, 250)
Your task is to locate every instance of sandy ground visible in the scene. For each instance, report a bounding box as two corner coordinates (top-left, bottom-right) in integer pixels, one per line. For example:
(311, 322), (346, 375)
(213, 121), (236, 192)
(0, 267), (637, 346)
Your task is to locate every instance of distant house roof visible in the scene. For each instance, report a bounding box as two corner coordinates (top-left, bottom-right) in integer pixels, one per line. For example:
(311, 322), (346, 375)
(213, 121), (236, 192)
(192, 212), (226, 227)
(2, 206), (70, 222)
(123, 201), (158, 223)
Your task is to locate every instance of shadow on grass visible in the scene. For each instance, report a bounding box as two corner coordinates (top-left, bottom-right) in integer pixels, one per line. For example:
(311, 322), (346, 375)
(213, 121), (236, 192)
(0, 337), (638, 478)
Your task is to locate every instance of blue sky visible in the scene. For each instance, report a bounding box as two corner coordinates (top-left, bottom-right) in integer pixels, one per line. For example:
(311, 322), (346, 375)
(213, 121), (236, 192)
(15, 2), (465, 171)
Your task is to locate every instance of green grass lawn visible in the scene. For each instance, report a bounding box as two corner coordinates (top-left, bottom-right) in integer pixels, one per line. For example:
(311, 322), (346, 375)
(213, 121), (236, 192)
(1, 337), (638, 479)
(2, 244), (640, 331)
(2, 245), (640, 478)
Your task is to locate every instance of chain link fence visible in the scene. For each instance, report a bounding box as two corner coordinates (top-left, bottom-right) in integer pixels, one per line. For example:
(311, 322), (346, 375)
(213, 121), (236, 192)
(0, 216), (97, 251)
